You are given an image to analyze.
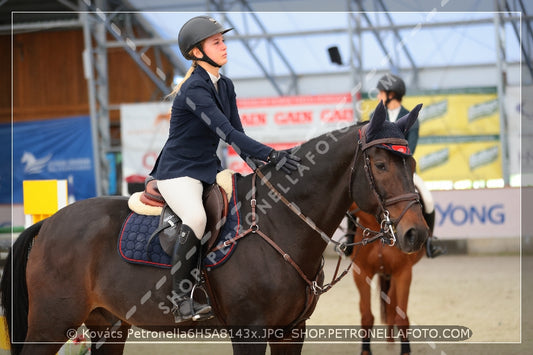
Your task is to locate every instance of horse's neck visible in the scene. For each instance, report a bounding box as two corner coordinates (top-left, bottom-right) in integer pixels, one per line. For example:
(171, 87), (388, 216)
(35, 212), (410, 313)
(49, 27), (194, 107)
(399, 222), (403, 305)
(233, 127), (358, 280)
(245, 127), (357, 246)
(292, 127), (357, 234)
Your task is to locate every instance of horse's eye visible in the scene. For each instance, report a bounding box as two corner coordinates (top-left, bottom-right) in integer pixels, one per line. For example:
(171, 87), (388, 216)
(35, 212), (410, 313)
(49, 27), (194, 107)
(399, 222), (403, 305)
(375, 162), (386, 171)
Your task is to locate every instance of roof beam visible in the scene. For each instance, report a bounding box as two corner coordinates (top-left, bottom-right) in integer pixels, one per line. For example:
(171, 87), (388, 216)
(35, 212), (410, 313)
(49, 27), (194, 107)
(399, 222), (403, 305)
(236, 0), (299, 94)
(501, 0), (533, 82)
(102, 15), (525, 49)
(208, 0), (287, 96)
(376, 0), (419, 83)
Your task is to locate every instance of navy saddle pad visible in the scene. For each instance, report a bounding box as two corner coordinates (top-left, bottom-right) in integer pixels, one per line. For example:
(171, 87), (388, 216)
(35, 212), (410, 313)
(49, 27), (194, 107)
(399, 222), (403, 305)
(118, 176), (241, 270)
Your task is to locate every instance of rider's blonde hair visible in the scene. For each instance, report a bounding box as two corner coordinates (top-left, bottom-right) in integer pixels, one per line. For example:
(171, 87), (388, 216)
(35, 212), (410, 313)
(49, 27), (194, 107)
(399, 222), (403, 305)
(168, 61), (197, 99)
(168, 42), (207, 99)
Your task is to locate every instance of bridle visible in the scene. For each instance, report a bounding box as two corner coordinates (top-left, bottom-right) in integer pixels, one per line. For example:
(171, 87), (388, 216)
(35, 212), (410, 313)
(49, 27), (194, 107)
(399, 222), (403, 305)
(346, 126), (421, 248)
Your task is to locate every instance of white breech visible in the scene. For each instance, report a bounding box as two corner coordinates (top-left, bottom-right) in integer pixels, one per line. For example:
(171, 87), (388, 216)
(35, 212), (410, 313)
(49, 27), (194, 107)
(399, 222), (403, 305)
(413, 173), (434, 214)
(157, 176), (207, 239)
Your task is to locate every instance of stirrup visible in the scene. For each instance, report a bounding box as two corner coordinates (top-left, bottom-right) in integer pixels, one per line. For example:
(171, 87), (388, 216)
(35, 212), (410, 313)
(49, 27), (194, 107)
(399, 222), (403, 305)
(191, 283), (214, 321)
(172, 298), (213, 323)
(172, 285), (214, 323)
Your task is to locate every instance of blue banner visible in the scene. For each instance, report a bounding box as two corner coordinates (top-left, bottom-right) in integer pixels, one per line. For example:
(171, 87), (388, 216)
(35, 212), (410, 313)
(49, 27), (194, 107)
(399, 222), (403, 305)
(0, 116), (97, 204)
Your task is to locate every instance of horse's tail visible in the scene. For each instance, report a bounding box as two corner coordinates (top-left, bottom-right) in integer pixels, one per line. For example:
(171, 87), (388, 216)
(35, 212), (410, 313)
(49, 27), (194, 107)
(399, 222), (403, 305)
(1, 220), (44, 354)
(379, 274), (391, 323)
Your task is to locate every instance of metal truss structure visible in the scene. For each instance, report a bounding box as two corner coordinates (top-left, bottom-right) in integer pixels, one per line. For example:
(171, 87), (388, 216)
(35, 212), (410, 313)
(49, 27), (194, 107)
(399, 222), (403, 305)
(3, 0), (532, 193)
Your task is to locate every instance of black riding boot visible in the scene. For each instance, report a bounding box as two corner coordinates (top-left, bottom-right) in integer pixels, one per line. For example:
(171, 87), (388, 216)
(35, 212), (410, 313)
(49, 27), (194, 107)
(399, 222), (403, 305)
(423, 210), (446, 258)
(342, 215), (357, 256)
(171, 224), (213, 323)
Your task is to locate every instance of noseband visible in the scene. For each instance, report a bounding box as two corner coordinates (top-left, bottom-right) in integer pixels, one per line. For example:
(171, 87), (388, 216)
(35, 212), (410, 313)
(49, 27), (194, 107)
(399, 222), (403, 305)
(348, 127), (421, 246)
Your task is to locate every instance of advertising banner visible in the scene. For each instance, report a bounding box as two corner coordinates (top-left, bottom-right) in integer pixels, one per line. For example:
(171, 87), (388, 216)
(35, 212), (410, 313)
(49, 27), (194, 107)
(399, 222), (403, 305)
(432, 187), (520, 239)
(362, 92), (503, 182)
(120, 95), (356, 185)
(1, 116), (97, 204)
(236, 94), (355, 143)
(361, 93), (500, 136)
(120, 102), (172, 190)
(120, 89), (516, 186)
(415, 142), (501, 181)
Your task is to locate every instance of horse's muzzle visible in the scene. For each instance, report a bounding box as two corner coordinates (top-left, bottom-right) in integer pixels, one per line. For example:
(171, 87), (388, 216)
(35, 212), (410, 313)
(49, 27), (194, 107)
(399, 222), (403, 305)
(398, 227), (428, 253)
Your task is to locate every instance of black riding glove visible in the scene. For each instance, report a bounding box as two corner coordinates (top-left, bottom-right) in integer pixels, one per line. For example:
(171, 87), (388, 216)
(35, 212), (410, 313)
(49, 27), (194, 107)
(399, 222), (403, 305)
(245, 157), (266, 171)
(267, 149), (301, 174)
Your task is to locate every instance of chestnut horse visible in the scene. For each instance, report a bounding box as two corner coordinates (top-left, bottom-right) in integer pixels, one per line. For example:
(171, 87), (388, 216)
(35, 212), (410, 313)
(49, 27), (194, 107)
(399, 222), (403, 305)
(347, 200), (429, 355)
(1, 102), (428, 355)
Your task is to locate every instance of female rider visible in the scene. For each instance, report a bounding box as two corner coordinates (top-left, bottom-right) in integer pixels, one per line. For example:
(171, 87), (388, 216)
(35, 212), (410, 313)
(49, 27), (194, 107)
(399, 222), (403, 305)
(150, 16), (300, 323)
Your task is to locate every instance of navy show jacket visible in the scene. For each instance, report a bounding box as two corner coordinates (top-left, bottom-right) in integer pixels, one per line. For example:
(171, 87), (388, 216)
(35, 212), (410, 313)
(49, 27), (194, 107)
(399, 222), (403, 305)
(150, 66), (273, 184)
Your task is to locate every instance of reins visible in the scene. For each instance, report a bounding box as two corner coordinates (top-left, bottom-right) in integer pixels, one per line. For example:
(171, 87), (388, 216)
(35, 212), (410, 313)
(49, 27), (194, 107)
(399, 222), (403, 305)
(210, 127), (421, 296)
(210, 171), (321, 292)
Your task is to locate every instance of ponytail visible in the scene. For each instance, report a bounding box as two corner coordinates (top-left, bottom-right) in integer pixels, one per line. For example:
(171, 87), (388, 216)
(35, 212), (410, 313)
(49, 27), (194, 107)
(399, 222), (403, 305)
(167, 61), (197, 99)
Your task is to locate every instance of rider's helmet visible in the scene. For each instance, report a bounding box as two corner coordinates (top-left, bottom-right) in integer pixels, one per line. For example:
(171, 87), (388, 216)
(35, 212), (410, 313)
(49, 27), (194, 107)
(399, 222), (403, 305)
(376, 74), (406, 101)
(178, 16), (232, 65)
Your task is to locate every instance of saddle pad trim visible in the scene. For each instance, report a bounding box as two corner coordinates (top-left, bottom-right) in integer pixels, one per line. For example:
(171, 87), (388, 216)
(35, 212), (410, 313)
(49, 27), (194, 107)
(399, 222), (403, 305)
(118, 212), (172, 268)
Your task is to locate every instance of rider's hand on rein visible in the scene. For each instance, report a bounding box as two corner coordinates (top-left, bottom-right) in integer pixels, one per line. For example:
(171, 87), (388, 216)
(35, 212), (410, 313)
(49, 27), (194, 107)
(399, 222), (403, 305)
(267, 149), (301, 174)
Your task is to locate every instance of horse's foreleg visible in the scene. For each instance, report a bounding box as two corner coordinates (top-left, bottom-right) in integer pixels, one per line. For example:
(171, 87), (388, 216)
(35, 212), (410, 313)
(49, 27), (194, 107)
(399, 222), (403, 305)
(231, 336), (267, 355)
(85, 308), (131, 355)
(384, 275), (397, 342)
(353, 269), (374, 355)
(269, 322), (305, 355)
(391, 268), (413, 355)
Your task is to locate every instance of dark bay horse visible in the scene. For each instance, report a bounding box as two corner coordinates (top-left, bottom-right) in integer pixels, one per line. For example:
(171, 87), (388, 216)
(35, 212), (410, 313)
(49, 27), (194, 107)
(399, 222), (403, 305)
(347, 202), (427, 355)
(1, 102), (428, 355)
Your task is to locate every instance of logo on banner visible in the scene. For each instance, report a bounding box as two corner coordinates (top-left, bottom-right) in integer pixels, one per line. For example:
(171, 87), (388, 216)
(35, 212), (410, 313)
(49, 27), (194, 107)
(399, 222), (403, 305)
(419, 148), (449, 172)
(21, 151), (92, 175)
(22, 151), (53, 174)
(469, 146), (499, 170)
(418, 100), (448, 123)
(437, 202), (505, 226)
(468, 99), (498, 122)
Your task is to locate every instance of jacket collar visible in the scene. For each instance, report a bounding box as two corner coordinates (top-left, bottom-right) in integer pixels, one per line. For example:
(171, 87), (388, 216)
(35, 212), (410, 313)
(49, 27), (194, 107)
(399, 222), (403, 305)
(194, 65), (229, 114)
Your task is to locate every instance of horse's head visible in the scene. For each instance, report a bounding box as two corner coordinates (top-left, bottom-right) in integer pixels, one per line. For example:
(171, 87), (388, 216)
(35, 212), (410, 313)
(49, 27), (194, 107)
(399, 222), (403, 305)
(350, 101), (428, 253)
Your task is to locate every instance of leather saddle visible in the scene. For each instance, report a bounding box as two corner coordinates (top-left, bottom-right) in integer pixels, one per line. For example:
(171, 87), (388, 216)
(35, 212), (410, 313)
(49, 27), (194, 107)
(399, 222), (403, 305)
(141, 177), (229, 254)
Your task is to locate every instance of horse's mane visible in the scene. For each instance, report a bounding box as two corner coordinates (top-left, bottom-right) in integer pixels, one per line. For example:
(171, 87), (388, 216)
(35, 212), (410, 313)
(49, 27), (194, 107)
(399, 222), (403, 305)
(292, 122), (365, 157)
(251, 122), (366, 182)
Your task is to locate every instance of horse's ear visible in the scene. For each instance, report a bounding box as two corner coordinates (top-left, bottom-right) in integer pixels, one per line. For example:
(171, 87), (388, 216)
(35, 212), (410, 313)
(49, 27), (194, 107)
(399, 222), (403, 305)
(396, 103), (423, 135)
(366, 101), (387, 139)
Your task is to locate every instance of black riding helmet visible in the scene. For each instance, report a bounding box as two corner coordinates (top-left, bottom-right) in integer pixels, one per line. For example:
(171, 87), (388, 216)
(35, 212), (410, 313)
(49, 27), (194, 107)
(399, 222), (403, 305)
(376, 74), (406, 103)
(178, 16), (233, 67)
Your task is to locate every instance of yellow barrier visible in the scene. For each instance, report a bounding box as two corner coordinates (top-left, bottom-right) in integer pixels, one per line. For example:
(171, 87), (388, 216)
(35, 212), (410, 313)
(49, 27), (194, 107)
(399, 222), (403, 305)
(0, 315), (9, 350)
(23, 180), (68, 227)
(3, 180), (69, 351)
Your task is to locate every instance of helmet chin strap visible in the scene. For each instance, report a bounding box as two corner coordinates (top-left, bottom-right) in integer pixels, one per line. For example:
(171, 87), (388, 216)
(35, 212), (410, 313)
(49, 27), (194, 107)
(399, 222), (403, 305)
(384, 96), (392, 108)
(196, 46), (222, 68)
(384, 92), (396, 108)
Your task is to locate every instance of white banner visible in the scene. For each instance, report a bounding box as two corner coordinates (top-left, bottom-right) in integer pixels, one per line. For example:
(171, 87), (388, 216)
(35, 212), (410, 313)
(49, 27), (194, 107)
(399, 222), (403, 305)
(120, 102), (171, 192)
(432, 187), (521, 239)
(120, 94), (357, 186)
(505, 85), (533, 185)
